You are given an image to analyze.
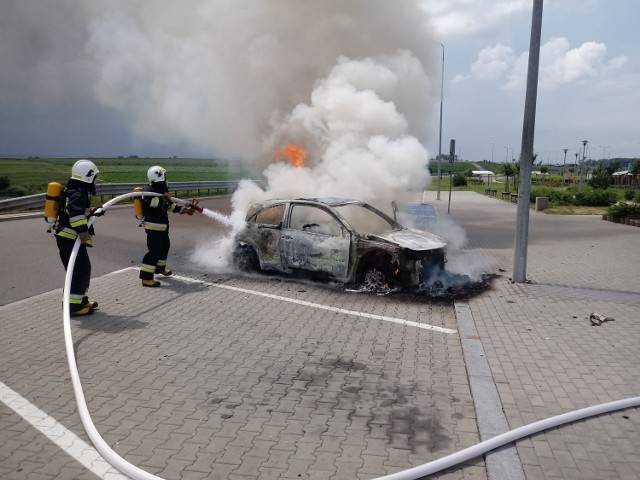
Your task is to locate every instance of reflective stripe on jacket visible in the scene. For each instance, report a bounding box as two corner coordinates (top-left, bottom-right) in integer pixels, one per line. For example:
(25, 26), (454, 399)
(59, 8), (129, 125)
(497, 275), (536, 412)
(141, 183), (181, 231)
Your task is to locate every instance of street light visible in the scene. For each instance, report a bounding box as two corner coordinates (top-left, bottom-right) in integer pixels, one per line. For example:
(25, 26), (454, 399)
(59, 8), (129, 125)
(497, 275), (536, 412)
(435, 41), (444, 201)
(598, 145), (611, 165)
(563, 148), (568, 185)
(579, 139), (588, 192)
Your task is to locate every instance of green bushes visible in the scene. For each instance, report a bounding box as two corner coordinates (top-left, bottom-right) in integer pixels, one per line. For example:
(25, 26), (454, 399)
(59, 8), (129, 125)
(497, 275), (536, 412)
(607, 202), (640, 220)
(529, 187), (574, 205)
(452, 173), (467, 187)
(573, 189), (619, 206)
(530, 186), (619, 207)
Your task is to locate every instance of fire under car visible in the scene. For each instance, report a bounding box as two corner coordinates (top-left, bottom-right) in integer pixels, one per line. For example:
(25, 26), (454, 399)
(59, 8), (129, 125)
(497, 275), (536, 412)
(232, 197), (448, 290)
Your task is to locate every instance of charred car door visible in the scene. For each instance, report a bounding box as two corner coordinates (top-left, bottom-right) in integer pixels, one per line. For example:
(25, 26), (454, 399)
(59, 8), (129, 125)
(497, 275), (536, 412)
(252, 203), (286, 270)
(280, 204), (350, 280)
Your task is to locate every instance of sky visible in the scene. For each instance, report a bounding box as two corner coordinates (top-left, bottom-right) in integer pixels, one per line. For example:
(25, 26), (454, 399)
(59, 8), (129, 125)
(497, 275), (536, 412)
(0, 0), (638, 165)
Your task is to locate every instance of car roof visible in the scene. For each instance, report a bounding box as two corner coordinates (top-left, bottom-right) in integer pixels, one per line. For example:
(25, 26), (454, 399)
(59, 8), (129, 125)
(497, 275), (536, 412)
(249, 197), (364, 211)
(297, 197), (364, 207)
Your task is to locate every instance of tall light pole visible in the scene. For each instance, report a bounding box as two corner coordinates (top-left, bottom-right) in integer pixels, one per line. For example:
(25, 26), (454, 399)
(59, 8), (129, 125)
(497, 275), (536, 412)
(579, 139), (588, 192)
(435, 41), (445, 201)
(491, 142), (494, 162)
(598, 145), (610, 165)
(504, 145), (508, 162)
(513, 0), (543, 284)
(563, 148), (568, 185)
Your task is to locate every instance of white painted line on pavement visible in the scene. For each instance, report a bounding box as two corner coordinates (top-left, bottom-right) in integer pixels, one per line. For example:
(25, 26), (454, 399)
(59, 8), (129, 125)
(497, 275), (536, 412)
(0, 380), (129, 480)
(172, 274), (457, 334)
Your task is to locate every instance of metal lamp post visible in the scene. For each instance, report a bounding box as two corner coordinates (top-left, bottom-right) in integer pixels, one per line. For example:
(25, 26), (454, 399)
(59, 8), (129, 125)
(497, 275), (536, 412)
(598, 145), (610, 165)
(512, 0), (543, 284)
(563, 148), (568, 184)
(579, 140), (588, 192)
(435, 42), (444, 201)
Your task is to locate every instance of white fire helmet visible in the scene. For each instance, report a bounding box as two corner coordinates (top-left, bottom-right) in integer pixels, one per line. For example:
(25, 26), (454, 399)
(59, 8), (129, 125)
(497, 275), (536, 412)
(71, 159), (99, 184)
(147, 166), (167, 183)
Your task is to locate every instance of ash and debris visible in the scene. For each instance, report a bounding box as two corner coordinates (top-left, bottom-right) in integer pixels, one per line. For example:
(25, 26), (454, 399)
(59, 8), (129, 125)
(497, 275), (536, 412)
(349, 272), (498, 301)
(416, 272), (497, 300)
(590, 312), (615, 326)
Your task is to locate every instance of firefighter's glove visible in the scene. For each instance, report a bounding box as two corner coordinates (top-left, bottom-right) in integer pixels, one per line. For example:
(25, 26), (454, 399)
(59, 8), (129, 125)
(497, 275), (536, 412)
(163, 192), (172, 200)
(182, 207), (194, 215)
(79, 231), (93, 247)
(90, 207), (105, 217)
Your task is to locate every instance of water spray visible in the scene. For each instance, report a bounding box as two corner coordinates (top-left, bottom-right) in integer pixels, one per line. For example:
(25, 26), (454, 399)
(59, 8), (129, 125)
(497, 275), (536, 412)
(62, 191), (640, 480)
(170, 196), (234, 227)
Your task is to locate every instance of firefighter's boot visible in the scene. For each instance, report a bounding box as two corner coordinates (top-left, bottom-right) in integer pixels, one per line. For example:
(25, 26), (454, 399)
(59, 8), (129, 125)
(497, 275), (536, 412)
(71, 305), (95, 316)
(85, 300), (99, 310)
(158, 269), (173, 277)
(142, 279), (161, 287)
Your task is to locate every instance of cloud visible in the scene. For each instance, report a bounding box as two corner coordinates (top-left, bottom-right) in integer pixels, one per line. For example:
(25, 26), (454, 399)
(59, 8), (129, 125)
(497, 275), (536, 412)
(470, 44), (516, 81)
(421, 0), (530, 35)
(460, 37), (628, 90)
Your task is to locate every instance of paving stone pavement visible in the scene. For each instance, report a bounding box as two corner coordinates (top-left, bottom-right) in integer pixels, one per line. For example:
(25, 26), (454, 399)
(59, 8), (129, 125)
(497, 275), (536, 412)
(1, 190), (639, 480)
(0, 270), (482, 479)
(447, 192), (640, 480)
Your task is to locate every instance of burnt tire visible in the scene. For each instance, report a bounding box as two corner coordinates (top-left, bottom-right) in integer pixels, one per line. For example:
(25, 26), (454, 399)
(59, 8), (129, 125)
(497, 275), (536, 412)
(233, 244), (259, 272)
(363, 268), (387, 291)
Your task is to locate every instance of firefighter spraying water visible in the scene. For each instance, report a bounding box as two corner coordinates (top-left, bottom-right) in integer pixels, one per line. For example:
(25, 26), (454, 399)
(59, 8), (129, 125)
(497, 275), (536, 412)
(136, 166), (205, 287)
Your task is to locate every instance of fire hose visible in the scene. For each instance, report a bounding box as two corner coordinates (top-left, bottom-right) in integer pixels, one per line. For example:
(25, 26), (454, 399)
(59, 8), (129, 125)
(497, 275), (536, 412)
(62, 192), (640, 480)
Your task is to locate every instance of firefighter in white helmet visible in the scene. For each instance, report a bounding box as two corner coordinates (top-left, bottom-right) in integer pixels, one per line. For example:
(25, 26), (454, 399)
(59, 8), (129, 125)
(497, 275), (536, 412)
(138, 166), (193, 287)
(54, 159), (103, 316)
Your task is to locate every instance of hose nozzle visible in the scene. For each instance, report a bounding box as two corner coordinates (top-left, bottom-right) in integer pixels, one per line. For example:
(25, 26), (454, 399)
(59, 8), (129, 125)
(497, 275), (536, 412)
(187, 199), (203, 215)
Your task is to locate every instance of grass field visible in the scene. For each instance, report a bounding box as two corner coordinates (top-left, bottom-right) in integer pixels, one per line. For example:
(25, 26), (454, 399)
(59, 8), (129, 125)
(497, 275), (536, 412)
(0, 157), (254, 195)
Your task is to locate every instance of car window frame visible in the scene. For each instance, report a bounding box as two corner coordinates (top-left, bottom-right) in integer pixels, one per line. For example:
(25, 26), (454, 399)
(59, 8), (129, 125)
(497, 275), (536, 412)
(254, 202), (286, 229)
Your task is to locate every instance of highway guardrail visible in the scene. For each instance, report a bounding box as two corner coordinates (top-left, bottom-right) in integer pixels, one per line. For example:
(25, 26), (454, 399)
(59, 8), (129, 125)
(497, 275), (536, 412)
(0, 180), (252, 213)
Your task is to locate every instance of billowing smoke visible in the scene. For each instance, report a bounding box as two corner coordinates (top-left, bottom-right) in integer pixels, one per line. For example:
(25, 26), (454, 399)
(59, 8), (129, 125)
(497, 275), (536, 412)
(2, 0), (469, 273)
(83, 1), (439, 162)
(80, 1), (448, 270)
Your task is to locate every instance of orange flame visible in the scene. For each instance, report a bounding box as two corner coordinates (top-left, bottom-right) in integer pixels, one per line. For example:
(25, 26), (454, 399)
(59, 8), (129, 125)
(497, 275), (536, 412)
(273, 143), (308, 168)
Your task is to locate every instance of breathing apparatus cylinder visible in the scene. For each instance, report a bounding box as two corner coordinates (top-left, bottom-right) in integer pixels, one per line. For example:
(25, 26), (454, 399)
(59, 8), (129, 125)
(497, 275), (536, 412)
(44, 182), (63, 224)
(133, 187), (144, 220)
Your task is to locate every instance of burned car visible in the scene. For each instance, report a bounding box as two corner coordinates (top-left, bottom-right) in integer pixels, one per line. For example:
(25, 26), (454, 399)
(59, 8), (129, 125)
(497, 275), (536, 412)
(233, 198), (447, 289)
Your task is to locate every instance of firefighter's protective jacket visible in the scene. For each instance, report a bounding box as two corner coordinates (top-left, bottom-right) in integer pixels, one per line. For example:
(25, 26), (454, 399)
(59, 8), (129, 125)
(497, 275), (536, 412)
(55, 180), (94, 245)
(141, 182), (182, 231)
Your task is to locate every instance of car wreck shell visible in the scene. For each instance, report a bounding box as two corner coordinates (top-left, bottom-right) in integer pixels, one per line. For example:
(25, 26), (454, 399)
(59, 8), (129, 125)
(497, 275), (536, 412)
(233, 197), (448, 288)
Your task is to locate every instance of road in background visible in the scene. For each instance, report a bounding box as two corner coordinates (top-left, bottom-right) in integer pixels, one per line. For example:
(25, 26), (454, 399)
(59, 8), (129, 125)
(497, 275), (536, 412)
(0, 196), (233, 306)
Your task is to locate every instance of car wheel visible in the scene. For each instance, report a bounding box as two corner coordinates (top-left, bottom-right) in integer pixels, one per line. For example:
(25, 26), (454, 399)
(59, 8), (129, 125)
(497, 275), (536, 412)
(233, 244), (259, 272)
(363, 267), (387, 291)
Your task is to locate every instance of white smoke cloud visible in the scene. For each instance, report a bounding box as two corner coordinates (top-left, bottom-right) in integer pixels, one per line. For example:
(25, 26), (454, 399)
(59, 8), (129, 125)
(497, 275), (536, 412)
(84, 0), (439, 162)
(197, 51), (436, 270)
(1, 0), (474, 275)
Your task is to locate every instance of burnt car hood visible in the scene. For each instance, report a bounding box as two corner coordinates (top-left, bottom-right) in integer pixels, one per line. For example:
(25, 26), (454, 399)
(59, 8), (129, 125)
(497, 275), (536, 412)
(367, 229), (447, 251)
